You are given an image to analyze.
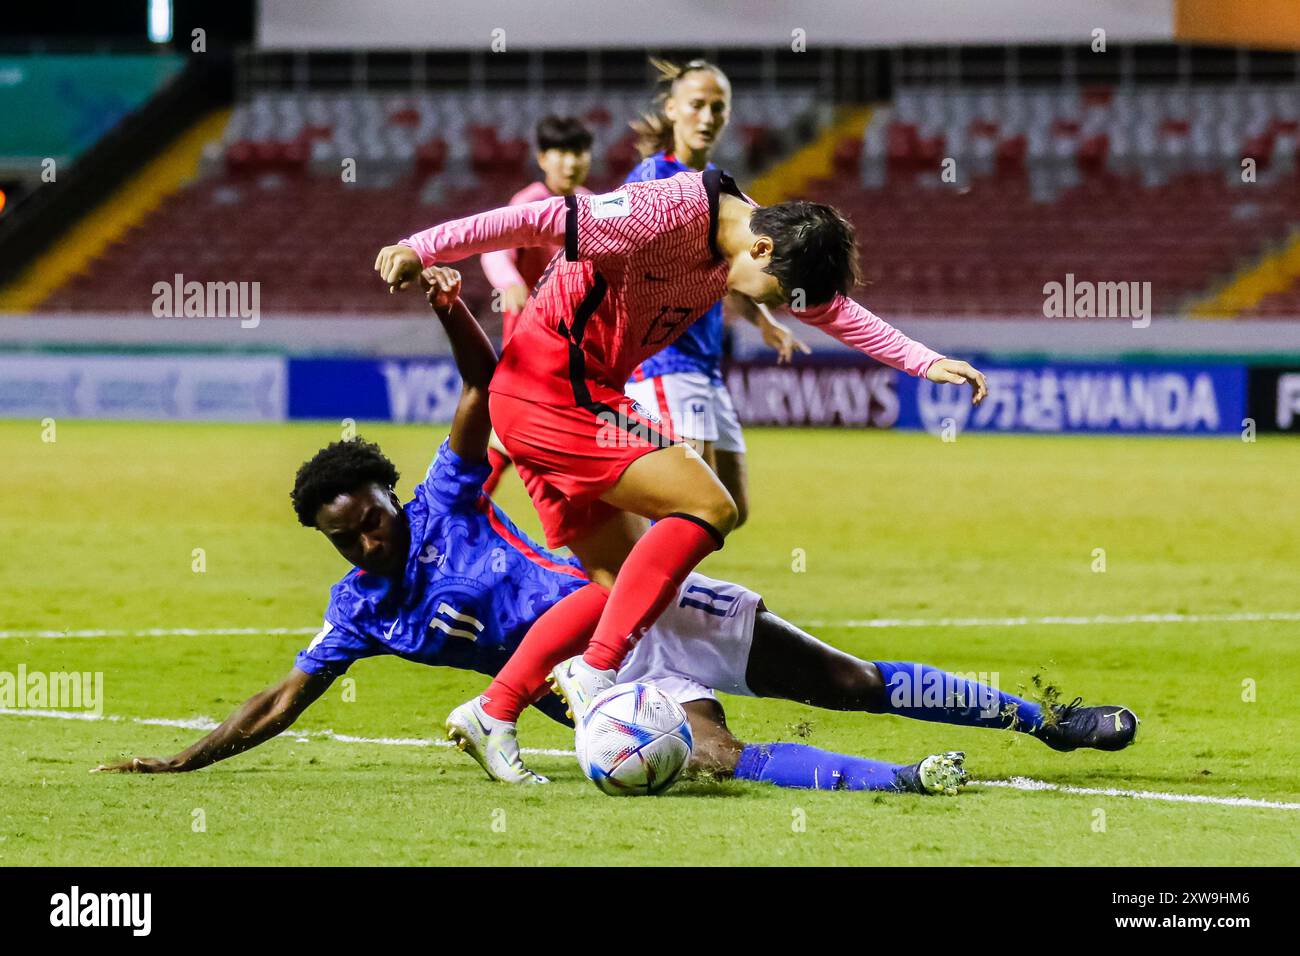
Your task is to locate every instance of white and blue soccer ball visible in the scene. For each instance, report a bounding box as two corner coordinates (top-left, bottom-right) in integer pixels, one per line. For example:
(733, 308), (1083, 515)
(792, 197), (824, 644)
(576, 682), (694, 796)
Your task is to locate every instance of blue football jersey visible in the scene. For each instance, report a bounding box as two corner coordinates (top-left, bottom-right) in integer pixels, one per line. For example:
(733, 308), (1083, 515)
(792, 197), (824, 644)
(625, 152), (725, 386)
(295, 439), (589, 679)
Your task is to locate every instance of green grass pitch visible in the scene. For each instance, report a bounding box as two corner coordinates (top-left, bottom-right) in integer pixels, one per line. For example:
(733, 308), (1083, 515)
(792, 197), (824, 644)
(1, 419), (1297, 866)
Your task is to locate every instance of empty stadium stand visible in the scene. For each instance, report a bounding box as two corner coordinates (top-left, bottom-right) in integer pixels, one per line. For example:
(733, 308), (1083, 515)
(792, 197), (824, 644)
(862, 83), (1299, 190)
(37, 87), (818, 320)
(804, 171), (1300, 317)
(31, 82), (1300, 320)
(824, 83), (1300, 316)
(211, 88), (817, 179)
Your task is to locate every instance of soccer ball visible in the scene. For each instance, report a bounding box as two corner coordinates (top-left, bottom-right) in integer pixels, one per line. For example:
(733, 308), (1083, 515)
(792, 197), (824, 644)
(576, 682), (694, 796)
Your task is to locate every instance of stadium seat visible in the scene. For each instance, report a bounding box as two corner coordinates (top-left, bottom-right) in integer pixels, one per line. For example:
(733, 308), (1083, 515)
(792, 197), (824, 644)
(34, 83), (1300, 320)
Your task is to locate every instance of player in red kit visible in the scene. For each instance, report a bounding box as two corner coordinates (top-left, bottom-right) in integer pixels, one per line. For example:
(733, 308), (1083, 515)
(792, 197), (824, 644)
(375, 169), (988, 779)
(478, 115), (594, 494)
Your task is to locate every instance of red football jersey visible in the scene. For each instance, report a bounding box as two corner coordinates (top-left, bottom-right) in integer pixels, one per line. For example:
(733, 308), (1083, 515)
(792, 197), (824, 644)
(403, 169), (743, 405)
(400, 168), (943, 406)
(499, 171), (740, 404)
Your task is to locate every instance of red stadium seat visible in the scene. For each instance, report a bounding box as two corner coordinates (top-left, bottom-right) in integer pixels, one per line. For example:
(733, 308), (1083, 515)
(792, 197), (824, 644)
(39, 84), (1300, 321)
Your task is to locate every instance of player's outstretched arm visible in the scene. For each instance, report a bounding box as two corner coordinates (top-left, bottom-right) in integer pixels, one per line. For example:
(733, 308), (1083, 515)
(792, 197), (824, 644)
(375, 196), (569, 292)
(422, 266), (497, 462)
(795, 293), (987, 404)
(90, 668), (333, 774)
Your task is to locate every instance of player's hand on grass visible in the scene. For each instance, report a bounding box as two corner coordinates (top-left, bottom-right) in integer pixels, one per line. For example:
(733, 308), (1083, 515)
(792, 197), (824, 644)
(500, 283), (529, 315)
(759, 313), (811, 365)
(374, 244), (423, 293)
(91, 756), (180, 774)
(926, 358), (988, 405)
(421, 265), (462, 312)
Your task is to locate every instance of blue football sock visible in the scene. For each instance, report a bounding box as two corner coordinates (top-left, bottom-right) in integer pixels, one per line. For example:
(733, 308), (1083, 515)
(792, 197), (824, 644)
(733, 742), (907, 792)
(872, 660), (1043, 732)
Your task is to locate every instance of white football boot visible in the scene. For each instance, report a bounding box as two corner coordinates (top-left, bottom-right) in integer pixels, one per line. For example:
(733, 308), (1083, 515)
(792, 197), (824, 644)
(444, 697), (548, 784)
(547, 655), (616, 722)
(899, 751), (968, 796)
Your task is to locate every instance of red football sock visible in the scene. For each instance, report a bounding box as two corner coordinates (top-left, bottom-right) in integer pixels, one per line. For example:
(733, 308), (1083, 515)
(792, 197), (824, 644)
(482, 447), (511, 496)
(583, 514), (723, 672)
(480, 582), (609, 721)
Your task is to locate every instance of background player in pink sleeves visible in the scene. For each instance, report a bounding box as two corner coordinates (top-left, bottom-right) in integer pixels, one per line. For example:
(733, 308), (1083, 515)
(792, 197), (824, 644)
(623, 59), (809, 529)
(374, 167), (989, 763)
(479, 115), (594, 494)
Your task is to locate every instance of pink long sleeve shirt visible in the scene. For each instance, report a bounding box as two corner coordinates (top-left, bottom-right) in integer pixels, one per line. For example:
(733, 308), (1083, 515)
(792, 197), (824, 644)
(401, 170), (942, 403)
(478, 180), (593, 294)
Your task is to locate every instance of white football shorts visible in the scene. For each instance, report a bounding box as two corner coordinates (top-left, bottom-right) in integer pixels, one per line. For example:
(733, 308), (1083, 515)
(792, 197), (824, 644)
(616, 572), (762, 705)
(625, 371), (747, 454)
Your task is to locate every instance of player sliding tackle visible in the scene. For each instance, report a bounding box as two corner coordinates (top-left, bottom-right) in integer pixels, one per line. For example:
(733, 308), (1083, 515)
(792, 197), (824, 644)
(375, 166), (990, 763)
(94, 269), (1137, 794)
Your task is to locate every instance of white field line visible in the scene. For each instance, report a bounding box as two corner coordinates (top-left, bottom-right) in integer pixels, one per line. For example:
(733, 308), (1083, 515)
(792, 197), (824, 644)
(4, 610), (1300, 640)
(0, 707), (575, 757)
(802, 610), (1300, 629)
(979, 777), (1300, 811)
(3, 707), (1296, 811)
(0, 627), (321, 639)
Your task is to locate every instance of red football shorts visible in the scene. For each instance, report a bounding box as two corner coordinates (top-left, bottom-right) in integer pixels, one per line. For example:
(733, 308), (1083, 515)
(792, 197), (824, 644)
(500, 309), (523, 348)
(489, 385), (680, 548)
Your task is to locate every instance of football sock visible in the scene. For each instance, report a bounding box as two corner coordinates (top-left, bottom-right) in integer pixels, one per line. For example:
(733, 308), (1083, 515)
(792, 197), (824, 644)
(582, 514), (723, 672)
(734, 742), (909, 792)
(871, 660), (1044, 732)
(480, 582), (609, 721)
(482, 447), (511, 495)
